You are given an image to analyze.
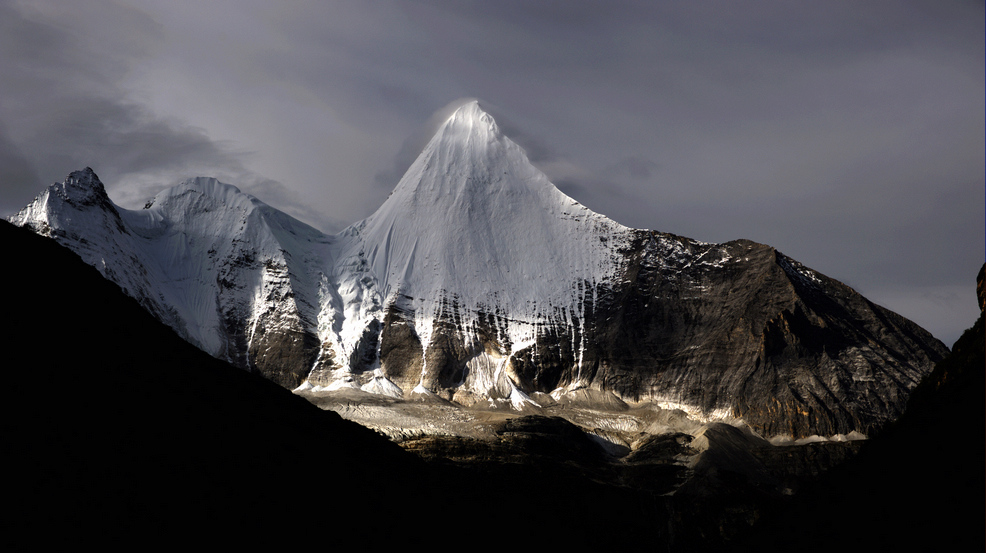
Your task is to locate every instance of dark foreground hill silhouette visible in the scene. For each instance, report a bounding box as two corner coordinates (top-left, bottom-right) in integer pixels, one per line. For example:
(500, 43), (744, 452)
(1, 220), (432, 544)
(733, 264), (985, 552)
(1, 220), (669, 548)
(5, 218), (979, 550)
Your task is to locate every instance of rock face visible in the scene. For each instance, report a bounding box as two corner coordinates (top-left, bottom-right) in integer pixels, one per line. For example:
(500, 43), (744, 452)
(9, 101), (947, 438)
(731, 265), (985, 553)
(581, 235), (945, 437)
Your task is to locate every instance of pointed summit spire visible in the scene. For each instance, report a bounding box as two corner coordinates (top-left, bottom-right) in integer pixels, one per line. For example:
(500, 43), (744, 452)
(349, 100), (631, 317)
(55, 167), (112, 208)
(440, 100), (500, 138)
(387, 99), (544, 201)
(373, 99), (556, 214)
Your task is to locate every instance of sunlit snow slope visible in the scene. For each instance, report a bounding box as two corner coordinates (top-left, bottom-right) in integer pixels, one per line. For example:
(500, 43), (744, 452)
(323, 101), (633, 397)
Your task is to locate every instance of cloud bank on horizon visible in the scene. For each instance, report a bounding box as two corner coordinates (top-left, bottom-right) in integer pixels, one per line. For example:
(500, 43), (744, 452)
(1, 0), (982, 346)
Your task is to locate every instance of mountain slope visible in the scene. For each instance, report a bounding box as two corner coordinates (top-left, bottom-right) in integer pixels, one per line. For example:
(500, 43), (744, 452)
(9, 100), (948, 438)
(734, 265), (985, 552)
(0, 219), (697, 549)
(324, 101), (634, 397)
(0, 220), (427, 543)
(579, 233), (948, 437)
(10, 169), (330, 386)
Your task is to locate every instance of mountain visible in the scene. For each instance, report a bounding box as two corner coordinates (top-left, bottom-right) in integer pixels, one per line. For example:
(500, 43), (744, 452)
(5, 206), (977, 551)
(9, 100), (948, 439)
(733, 264), (985, 552)
(0, 219), (426, 544)
(0, 218), (728, 549)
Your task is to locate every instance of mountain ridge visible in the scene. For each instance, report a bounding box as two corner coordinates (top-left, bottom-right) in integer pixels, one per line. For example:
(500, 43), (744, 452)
(4, 215), (976, 551)
(9, 101), (948, 438)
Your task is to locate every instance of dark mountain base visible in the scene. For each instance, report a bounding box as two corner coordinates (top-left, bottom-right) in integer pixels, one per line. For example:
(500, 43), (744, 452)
(733, 275), (985, 552)
(1, 221), (427, 544)
(0, 220), (674, 548)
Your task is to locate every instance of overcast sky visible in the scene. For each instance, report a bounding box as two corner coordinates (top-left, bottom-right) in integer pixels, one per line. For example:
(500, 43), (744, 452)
(1, 0), (982, 346)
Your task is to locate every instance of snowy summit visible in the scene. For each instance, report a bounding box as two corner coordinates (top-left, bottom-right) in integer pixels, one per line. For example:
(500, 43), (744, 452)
(9, 100), (947, 439)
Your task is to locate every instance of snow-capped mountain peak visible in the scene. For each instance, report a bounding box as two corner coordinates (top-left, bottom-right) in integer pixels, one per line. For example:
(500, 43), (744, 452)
(352, 101), (631, 315)
(8, 100), (948, 438)
(439, 99), (500, 143)
(318, 101), (636, 394)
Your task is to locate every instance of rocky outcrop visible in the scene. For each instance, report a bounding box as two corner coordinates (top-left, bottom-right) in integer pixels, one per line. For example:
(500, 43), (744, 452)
(581, 234), (946, 437)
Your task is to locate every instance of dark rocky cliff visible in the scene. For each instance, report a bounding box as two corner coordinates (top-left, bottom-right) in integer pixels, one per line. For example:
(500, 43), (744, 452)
(409, 229), (948, 438)
(733, 262), (985, 552)
(587, 232), (948, 437)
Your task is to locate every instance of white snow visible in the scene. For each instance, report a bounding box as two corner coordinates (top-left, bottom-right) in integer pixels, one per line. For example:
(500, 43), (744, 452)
(222, 100), (638, 399)
(325, 100), (634, 395)
(769, 431), (868, 445)
(653, 398), (740, 425)
(508, 385), (540, 410)
(410, 383), (440, 398)
(361, 376), (404, 398)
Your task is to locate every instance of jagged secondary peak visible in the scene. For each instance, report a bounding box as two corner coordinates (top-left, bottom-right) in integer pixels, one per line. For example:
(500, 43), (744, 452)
(52, 167), (111, 207)
(9, 167), (122, 237)
(65, 166), (102, 188)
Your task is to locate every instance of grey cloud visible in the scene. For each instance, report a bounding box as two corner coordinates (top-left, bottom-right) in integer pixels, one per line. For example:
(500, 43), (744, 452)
(604, 157), (661, 181)
(485, 104), (562, 166)
(236, 177), (348, 235)
(0, 0), (980, 346)
(3, 91), (259, 212)
(0, 0), (278, 216)
(0, 123), (43, 216)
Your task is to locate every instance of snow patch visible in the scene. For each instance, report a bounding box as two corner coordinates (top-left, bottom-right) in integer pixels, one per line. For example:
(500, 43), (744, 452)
(769, 431), (868, 445)
(361, 372), (404, 398)
(508, 385), (540, 411)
